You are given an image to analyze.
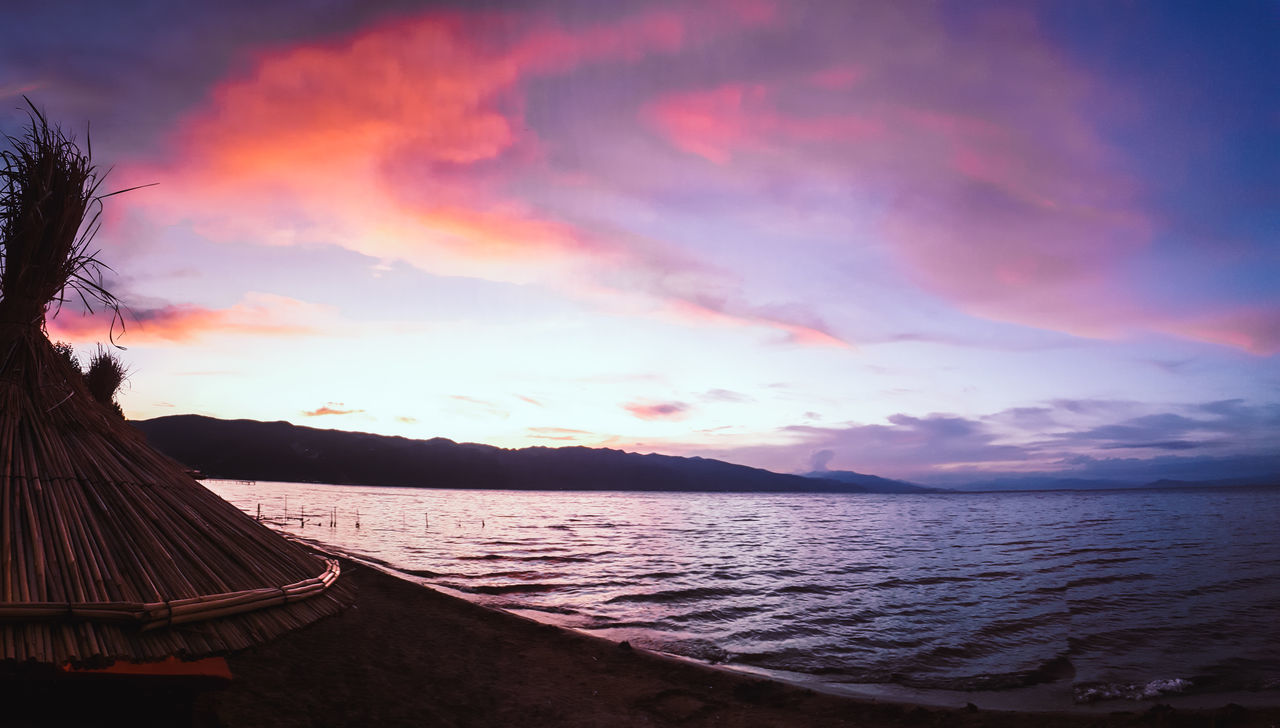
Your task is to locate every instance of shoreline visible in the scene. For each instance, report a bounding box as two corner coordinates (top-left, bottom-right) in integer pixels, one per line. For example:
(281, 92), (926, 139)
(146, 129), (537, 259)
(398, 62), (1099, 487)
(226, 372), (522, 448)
(299, 542), (1280, 715)
(203, 553), (1280, 727)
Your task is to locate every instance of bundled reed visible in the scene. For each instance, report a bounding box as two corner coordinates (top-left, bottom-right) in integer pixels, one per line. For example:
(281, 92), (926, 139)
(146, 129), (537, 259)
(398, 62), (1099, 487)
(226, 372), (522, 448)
(0, 103), (347, 665)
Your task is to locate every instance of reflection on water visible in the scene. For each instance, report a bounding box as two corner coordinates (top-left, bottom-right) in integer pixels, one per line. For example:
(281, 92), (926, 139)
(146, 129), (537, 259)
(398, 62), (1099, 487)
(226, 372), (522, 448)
(207, 481), (1280, 705)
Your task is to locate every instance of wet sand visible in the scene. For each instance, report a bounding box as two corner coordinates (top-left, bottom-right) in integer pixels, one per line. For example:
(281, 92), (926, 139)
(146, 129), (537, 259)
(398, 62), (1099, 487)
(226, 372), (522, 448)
(204, 559), (1280, 727)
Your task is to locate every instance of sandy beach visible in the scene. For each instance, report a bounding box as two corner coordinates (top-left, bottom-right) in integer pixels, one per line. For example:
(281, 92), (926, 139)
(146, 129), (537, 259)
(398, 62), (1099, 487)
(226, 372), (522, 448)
(196, 558), (1280, 728)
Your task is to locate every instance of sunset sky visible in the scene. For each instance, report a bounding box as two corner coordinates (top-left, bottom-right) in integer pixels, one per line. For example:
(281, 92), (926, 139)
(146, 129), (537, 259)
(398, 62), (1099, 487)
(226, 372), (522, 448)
(3, 1), (1276, 484)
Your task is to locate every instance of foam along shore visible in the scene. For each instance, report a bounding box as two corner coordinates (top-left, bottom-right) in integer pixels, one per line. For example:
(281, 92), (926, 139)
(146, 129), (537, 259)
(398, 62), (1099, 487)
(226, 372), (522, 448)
(201, 556), (1280, 728)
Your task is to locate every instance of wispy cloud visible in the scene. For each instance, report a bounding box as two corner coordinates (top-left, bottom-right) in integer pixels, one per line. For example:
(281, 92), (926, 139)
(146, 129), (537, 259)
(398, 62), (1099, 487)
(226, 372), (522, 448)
(527, 426), (593, 441)
(702, 388), (753, 403)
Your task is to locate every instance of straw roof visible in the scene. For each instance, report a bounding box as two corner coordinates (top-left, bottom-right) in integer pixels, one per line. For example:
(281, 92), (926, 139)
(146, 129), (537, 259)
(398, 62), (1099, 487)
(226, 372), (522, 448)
(0, 104), (347, 665)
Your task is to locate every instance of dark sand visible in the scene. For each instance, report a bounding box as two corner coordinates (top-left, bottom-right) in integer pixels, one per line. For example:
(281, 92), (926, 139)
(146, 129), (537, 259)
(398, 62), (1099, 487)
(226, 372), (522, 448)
(200, 559), (1280, 728)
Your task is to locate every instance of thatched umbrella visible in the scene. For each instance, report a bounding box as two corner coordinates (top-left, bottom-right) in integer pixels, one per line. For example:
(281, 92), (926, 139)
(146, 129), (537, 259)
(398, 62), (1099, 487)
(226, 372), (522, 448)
(0, 104), (347, 667)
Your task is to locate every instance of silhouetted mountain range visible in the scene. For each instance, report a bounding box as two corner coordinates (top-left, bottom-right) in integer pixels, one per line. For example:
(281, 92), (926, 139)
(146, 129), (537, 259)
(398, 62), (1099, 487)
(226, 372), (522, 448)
(801, 469), (929, 493)
(132, 415), (1276, 494)
(133, 415), (936, 494)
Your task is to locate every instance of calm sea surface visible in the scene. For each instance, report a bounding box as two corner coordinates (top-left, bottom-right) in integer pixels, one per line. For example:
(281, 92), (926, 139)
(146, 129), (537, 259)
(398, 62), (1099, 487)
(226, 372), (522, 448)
(206, 481), (1280, 708)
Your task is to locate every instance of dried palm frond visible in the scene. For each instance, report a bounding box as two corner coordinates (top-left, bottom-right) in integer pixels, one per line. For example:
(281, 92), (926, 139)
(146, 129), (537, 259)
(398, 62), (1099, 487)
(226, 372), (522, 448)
(0, 98), (129, 338)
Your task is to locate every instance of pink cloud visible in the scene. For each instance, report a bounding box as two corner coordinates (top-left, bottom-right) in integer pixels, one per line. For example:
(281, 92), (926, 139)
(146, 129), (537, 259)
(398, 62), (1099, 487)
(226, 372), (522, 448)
(648, 84), (883, 164)
(114, 4), (836, 349)
(649, 85), (762, 164)
(624, 400), (691, 421)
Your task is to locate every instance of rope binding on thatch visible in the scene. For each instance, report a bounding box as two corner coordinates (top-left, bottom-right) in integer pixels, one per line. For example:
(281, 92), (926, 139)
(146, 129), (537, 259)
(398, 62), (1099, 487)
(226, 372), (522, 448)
(0, 558), (339, 630)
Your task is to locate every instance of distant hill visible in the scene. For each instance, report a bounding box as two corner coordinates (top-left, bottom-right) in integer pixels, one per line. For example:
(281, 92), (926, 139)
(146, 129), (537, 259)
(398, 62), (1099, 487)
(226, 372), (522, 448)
(945, 477), (1143, 492)
(132, 415), (922, 494)
(1141, 476), (1280, 490)
(802, 469), (934, 493)
(940, 475), (1280, 493)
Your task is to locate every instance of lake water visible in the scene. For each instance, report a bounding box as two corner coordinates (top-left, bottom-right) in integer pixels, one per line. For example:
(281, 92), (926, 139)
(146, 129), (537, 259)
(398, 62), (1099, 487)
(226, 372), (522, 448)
(205, 481), (1280, 709)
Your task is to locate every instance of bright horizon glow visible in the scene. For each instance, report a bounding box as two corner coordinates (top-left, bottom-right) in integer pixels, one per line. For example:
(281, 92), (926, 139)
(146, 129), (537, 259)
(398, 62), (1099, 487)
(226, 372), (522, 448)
(6, 0), (1277, 484)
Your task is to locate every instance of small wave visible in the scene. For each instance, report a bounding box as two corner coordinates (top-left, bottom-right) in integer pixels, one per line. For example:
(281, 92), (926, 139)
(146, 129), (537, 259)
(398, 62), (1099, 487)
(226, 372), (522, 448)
(1066, 572), (1154, 589)
(758, 568), (806, 578)
(499, 603), (580, 616)
(830, 563), (888, 576)
(635, 637), (729, 664)
(871, 575), (972, 589)
(456, 582), (566, 595)
(1075, 555), (1142, 567)
(1048, 546), (1132, 559)
(605, 586), (750, 604)
(1074, 678), (1192, 703)
(474, 570), (560, 580)
(400, 568), (446, 578)
(486, 553), (612, 564)
(973, 611), (1068, 639)
(666, 605), (764, 624)
(771, 583), (835, 596)
(974, 570), (1018, 579)
(1180, 575), (1269, 597)
(635, 571), (685, 580)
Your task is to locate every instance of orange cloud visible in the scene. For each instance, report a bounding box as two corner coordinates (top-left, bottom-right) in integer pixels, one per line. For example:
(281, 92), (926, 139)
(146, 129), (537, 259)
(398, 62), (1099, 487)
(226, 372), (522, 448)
(303, 403), (364, 417)
(47, 294), (321, 345)
(127, 5), (705, 270)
